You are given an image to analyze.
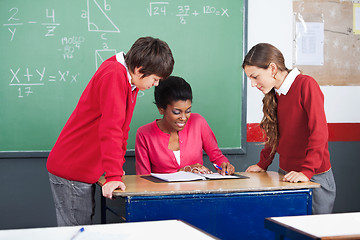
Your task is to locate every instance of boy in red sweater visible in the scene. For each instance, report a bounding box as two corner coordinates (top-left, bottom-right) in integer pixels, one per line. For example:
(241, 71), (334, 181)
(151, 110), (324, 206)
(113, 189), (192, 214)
(242, 43), (336, 214)
(47, 36), (174, 226)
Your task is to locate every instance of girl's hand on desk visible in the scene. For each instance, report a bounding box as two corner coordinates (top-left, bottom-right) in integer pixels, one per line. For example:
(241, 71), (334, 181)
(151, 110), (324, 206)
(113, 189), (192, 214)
(282, 171), (309, 183)
(245, 164), (265, 173)
(102, 181), (126, 199)
(218, 162), (235, 176)
(180, 163), (212, 174)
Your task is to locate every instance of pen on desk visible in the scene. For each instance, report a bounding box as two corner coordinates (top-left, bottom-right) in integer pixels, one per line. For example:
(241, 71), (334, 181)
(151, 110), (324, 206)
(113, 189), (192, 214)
(213, 163), (228, 174)
(70, 227), (84, 240)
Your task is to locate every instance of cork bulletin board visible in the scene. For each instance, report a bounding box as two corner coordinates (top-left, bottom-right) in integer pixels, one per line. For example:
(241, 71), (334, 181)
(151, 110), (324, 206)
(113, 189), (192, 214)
(293, 0), (360, 86)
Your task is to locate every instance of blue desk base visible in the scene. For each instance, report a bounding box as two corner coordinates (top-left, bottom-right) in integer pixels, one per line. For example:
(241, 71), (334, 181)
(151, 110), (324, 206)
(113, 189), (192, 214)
(101, 189), (312, 240)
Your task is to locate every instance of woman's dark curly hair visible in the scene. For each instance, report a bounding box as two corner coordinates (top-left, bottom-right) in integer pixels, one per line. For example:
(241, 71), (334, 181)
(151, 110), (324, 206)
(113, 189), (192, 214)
(154, 76), (192, 110)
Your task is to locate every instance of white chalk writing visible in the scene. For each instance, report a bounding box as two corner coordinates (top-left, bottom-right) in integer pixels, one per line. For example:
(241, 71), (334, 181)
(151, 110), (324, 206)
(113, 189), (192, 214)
(2, 7), (61, 40)
(147, 2), (230, 24)
(9, 67), (79, 98)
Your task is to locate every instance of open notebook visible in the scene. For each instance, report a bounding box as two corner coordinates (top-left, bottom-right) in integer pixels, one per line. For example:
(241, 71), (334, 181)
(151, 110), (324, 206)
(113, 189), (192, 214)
(151, 171), (248, 182)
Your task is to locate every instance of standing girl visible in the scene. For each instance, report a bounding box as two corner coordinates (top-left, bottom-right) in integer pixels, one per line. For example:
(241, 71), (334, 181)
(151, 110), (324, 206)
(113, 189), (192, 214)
(243, 43), (336, 214)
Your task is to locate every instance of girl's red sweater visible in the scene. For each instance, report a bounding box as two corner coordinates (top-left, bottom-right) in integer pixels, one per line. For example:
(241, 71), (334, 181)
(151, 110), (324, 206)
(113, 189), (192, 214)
(257, 74), (331, 180)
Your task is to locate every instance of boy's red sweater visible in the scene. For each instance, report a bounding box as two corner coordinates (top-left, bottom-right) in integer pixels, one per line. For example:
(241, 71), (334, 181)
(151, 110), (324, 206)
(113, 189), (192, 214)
(47, 56), (138, 184)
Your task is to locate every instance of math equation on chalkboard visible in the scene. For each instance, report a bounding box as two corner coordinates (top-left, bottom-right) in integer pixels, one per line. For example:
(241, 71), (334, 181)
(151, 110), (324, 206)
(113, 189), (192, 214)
(1, 0), (235, 98)
(147, 2), (230, 24)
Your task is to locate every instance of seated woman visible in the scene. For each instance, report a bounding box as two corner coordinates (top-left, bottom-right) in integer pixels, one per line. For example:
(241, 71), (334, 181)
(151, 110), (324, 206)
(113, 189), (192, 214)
(135, 76), (235, 175)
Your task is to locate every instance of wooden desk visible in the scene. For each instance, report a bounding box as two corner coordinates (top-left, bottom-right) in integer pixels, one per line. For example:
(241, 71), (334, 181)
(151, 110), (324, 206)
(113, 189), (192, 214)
(265, 212), (360, 240)
(0, 220), (216, 240)
(98, 171), (320, 240)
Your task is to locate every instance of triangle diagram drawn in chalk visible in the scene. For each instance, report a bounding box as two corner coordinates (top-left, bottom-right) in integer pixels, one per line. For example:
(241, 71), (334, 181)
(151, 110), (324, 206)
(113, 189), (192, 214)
(87, 0), (120, 33)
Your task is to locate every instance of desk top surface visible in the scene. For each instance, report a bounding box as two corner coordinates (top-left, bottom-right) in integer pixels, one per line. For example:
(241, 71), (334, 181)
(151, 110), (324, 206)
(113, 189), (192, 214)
(98, 171), (320, 197)
(0, 220), (216, 240)
(266, 212), (360, 239)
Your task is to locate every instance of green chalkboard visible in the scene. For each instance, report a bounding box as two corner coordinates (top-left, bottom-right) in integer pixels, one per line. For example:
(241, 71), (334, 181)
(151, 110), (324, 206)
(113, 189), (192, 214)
(0, 0), (246, 154)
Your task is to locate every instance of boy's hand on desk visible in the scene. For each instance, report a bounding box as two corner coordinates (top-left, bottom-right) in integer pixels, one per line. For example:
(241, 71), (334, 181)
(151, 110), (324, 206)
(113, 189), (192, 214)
(282, 171), (309, 183)
(245, 164), (265, 173)
(102, 181), (126, 199)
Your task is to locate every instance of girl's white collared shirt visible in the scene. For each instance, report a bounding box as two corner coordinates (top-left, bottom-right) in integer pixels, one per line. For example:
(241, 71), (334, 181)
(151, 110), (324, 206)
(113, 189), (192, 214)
(275, 68), (300, 96)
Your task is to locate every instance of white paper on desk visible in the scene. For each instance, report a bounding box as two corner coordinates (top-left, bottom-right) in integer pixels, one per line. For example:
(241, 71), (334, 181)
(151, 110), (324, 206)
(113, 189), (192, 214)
(151, 172), (245, 182)
(151, 172), (206, 182)
(200, 173), (242, 179)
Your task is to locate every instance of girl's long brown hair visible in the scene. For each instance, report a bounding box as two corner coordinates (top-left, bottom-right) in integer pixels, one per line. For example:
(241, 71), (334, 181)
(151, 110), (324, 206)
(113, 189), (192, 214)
(242, 43), (289, 155)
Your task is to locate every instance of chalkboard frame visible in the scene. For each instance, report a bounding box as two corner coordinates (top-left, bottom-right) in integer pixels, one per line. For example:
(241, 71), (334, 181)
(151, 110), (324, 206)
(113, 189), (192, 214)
(0, 0), (248, 158)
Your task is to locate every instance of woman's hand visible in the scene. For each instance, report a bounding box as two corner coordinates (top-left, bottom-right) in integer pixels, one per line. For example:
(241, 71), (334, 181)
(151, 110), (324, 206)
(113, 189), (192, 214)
(179, 163), (212, 174)
(217, 162), (235, 176)
(245, 164), (265, 173)
(282, 171), (309, 183)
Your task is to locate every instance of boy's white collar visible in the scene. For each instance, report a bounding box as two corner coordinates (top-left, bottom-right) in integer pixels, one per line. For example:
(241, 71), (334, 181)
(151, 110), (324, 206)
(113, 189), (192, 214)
(116, 52), (136, 91)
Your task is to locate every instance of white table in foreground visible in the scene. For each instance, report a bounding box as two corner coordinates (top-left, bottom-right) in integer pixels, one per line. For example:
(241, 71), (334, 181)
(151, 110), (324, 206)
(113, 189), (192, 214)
(265, 212), (360, 240)
(0, 220), (217, 240)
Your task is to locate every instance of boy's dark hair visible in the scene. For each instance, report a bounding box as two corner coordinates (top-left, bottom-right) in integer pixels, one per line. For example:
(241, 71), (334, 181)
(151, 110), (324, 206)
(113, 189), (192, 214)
(125, 36), (174, 79)
(154, 76), (192, 110)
